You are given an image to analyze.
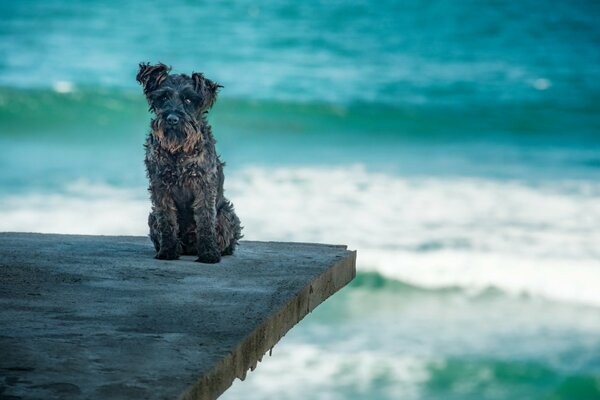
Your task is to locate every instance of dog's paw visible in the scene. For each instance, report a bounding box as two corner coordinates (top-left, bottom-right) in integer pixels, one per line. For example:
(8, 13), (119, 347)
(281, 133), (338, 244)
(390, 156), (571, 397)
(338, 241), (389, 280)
(155, 249), (180, 260)
(196, 249), (221, 264)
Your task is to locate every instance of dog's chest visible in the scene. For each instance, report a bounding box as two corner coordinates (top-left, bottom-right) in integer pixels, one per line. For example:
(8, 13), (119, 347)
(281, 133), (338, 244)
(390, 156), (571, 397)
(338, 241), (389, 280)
(150, 150), (213, 185)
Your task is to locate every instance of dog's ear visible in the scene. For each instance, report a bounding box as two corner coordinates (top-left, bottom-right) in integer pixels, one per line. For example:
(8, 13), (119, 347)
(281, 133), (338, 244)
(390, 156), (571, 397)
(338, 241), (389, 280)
(136, 63), (171, 95)
(192, 72), (222, 109)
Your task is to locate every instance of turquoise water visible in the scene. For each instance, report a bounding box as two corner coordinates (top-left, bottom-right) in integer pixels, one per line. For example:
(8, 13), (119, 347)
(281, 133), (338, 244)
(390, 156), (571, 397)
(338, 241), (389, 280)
(1, 1), (600, 398)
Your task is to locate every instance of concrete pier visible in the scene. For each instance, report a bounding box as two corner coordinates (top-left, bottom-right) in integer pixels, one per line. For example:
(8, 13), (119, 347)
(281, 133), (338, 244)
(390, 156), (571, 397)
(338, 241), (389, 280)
(0, 232), (356, 400)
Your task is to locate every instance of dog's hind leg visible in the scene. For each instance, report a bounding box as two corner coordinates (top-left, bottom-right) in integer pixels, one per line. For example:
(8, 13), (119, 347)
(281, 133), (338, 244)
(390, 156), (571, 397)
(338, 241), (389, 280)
(148, 211), (160, 252)
(216, 198), (242, 256)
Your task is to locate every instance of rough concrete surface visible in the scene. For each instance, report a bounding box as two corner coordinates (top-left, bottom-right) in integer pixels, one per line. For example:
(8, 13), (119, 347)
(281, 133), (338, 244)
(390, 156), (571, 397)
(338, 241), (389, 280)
(0, 232), (356, 400)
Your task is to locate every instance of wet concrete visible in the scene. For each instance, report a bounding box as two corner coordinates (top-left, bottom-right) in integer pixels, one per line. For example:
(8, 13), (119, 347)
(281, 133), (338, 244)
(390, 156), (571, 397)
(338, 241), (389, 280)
(0, 232), (356, 400)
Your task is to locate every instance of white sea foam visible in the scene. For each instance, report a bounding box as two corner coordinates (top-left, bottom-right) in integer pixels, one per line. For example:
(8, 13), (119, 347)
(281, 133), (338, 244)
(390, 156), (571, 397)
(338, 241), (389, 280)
(0, 180), (149, 236)
(1, 166), (599, 306)
(222, 343), (429, 400)
(531, 78), (552, 91)
(52, 80), (75, 93)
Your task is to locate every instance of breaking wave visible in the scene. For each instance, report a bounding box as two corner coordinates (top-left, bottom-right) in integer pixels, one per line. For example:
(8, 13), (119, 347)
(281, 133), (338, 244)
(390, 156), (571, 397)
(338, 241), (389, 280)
(1, 165), (599, 307)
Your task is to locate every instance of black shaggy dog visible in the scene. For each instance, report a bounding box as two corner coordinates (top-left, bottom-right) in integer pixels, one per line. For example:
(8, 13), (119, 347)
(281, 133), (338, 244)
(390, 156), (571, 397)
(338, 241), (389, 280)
(137, 63), (242, 263)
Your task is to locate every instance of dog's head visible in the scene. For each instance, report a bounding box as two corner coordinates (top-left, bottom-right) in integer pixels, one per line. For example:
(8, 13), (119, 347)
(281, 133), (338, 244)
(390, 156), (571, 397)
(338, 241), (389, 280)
(136, 62), (221, 153)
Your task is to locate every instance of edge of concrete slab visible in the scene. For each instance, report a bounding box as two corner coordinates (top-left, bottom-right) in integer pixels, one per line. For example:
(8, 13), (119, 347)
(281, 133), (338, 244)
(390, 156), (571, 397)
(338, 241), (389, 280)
(180, 247), (357, 400)
(0, 233), (356, 400)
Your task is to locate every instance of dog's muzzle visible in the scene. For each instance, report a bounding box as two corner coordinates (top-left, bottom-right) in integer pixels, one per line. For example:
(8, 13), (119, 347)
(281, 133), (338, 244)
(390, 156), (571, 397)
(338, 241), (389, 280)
(166, 113), (179, 125)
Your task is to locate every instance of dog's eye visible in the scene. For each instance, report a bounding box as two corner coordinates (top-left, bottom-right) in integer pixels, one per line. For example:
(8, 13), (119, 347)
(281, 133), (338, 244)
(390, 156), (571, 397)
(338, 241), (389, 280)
(160, 95), (168, 103)
(184, 98), (192, 105)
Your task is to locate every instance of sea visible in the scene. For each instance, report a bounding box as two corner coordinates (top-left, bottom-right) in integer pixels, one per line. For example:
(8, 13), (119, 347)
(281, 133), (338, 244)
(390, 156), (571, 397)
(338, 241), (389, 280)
(1, 1), (599, 399)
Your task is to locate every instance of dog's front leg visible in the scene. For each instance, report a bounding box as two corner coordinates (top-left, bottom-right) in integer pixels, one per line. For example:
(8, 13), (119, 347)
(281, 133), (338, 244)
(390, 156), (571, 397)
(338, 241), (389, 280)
(193, 189), (221, 263)
(151, 188), (181, 260)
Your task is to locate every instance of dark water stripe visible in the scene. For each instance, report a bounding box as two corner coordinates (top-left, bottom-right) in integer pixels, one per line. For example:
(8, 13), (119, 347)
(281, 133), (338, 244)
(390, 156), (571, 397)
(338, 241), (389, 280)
(349, 271), (495, 297)
(425, 357), (600, 400)
(1, 87), (599, 145)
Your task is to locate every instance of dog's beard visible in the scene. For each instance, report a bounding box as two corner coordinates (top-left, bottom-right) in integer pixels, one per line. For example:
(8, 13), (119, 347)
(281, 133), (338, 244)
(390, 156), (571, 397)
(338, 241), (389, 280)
(151, 117), (202, 153)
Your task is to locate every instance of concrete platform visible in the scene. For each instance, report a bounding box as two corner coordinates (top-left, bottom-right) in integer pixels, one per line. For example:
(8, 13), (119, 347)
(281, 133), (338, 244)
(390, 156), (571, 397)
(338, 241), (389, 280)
(0, 232), (356, 400)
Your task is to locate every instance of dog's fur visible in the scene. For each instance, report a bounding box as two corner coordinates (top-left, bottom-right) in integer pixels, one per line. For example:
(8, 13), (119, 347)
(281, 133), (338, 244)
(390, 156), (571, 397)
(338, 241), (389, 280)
(137, 62), (241, 263)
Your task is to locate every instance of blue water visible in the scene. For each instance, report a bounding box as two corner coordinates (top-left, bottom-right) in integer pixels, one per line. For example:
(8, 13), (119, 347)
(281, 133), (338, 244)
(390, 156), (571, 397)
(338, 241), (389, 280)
(1, 1), (600, 399)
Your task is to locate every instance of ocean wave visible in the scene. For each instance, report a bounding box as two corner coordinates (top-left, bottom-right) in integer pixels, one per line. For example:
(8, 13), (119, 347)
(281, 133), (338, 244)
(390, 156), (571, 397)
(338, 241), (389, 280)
(0, 179), (150, 236)
(231, 166), (600, 306)
(423, 357), (600, 400)
(222, 342), (600, 400)
(222, 343), (429, 400)
(0, 166), (599, 307)
(1, 86), (599, 144)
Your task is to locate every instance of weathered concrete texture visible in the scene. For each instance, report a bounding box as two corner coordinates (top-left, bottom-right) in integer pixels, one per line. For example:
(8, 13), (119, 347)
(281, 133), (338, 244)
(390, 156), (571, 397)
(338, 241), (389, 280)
(0, 232), (356, 400)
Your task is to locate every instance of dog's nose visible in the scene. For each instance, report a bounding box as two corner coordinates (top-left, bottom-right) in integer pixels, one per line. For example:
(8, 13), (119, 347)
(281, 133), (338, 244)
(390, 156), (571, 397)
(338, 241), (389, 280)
(166, 114), (179, 125)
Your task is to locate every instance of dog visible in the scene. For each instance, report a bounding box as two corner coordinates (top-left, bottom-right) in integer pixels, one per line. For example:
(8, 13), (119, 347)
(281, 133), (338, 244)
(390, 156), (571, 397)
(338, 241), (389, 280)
(136, 62), (242, 263)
